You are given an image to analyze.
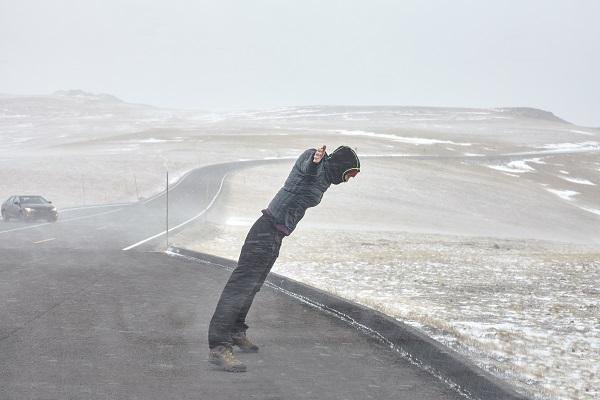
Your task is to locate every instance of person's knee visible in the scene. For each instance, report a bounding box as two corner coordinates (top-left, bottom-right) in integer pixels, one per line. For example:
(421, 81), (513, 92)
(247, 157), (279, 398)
(227, 272), (263, 289)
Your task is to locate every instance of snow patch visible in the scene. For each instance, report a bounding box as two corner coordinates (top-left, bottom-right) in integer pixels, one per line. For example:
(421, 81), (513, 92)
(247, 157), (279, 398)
(107, 146), (138, 153)
(578, 207), (600, 216)
(545, 188), (579, 201)
(558, 176), (596, 186)
(487, 160), (537, 174)
(538, 142), (599, 152)
(333, 129), (472, 146)
(526, 158), (546, 165)
(570, 129), (596, 136)
(138, 138), (184, 143)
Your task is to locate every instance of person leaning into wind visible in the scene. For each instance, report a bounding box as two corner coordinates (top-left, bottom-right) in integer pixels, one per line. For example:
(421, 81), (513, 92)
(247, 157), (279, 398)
(208, 145), (361, 372)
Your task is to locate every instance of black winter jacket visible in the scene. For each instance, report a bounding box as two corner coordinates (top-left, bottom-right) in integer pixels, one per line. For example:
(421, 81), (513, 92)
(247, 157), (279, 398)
(264, 146), (360, 235)
(264, 149), (331, 235)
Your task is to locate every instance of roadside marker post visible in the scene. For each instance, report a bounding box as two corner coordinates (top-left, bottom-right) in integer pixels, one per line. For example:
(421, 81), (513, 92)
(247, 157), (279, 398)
(134, 173), (140, 200)
(166, 171), (169, 249)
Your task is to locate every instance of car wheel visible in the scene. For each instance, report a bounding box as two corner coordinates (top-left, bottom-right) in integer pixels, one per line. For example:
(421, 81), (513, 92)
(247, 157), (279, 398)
(47, 216), (58, 223)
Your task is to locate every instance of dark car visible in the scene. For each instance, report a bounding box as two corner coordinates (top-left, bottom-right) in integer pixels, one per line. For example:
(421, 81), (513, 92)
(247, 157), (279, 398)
(1, 195), (58, 222)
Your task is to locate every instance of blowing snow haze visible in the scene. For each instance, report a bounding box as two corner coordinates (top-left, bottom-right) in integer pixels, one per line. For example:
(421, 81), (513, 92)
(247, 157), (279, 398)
(1, 2), (600, 398)
(0, 1), (599, 126)
(1, 89), (599, 400)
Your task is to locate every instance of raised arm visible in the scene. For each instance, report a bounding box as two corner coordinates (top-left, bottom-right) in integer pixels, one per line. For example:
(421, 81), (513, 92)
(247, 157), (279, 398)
(298, 145), (327, 175)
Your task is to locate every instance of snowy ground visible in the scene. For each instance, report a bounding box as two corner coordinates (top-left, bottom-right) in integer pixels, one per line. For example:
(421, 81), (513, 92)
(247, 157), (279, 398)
(175, 163), (599, 400)
(1, 91), (599, 400)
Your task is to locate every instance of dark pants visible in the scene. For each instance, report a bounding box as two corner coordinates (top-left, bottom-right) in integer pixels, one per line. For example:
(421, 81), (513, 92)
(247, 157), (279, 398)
(208, 214), (284, 349)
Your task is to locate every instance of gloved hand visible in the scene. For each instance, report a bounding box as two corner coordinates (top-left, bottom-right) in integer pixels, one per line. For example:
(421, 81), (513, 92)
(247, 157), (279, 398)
(313, 145), (327, 163)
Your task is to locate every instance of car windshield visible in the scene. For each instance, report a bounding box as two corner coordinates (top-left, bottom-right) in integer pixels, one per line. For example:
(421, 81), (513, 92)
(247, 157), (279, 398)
(19, 196), (48, 204)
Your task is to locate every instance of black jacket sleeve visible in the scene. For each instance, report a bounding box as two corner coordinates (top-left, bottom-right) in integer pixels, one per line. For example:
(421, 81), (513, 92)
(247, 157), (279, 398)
(297, 149), (319, 175)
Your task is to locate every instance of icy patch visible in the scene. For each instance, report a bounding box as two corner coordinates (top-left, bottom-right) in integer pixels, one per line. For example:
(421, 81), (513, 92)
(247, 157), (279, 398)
(578, 207), (600, 216)
(559, 170), (569, 175)
(332, 130), (472, 146)
(526, 158), (546, 165)
(559, 176), (596, 186)
(487, 160), (536, 174)
(138, 138), (184, 143)
(545, 188), (579, 201)
(538, 142), (600, 152)
(107, 146), (138, 153)
(570, 129), (596, 136)
(464, 153), (485, 157)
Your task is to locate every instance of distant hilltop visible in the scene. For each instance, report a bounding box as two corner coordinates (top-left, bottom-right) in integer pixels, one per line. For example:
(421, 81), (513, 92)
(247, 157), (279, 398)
(495, 107), (570, 124)
(52, 89), (123, 103)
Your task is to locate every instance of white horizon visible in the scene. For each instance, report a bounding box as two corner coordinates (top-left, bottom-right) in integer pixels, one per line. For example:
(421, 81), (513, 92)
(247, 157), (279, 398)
(1, 1), (599, 126)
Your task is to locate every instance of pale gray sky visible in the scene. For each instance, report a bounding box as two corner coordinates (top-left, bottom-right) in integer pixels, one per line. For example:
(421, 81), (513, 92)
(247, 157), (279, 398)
(1, 0), (599, 126)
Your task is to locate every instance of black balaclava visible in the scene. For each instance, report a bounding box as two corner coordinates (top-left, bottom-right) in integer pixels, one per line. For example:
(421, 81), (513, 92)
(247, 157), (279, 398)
(323, 146), (361, 185)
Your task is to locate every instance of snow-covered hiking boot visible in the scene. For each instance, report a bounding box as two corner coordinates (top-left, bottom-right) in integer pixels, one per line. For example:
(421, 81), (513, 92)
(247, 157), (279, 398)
(208, 345), (247, 372)
(232, 333), (259, 353)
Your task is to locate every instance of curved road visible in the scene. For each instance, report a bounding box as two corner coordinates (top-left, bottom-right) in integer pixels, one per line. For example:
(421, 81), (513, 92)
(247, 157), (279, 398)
(0, 159), (282, 251)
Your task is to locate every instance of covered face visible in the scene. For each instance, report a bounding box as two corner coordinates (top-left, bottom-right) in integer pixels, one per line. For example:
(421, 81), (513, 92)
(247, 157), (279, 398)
(324, 146), (361, 185)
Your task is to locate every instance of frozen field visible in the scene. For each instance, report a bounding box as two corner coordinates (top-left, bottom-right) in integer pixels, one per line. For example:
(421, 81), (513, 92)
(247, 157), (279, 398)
(1, 91), (599, 400)
(176, 162), (599, 400)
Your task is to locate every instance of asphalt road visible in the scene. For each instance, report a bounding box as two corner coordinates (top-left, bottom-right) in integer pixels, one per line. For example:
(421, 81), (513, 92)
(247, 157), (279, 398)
(0, 158), (472, 399)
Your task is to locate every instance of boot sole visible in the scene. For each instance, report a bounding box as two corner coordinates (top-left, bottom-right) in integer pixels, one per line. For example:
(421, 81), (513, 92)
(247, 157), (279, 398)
(209, 358), (247, 373)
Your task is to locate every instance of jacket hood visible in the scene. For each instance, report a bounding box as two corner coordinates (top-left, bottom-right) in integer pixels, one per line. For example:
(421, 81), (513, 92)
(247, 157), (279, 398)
(324, 146), (360, 185)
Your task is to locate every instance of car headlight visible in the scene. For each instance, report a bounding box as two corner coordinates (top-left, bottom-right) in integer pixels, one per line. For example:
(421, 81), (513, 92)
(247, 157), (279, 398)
(24, 207), (33, 212)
